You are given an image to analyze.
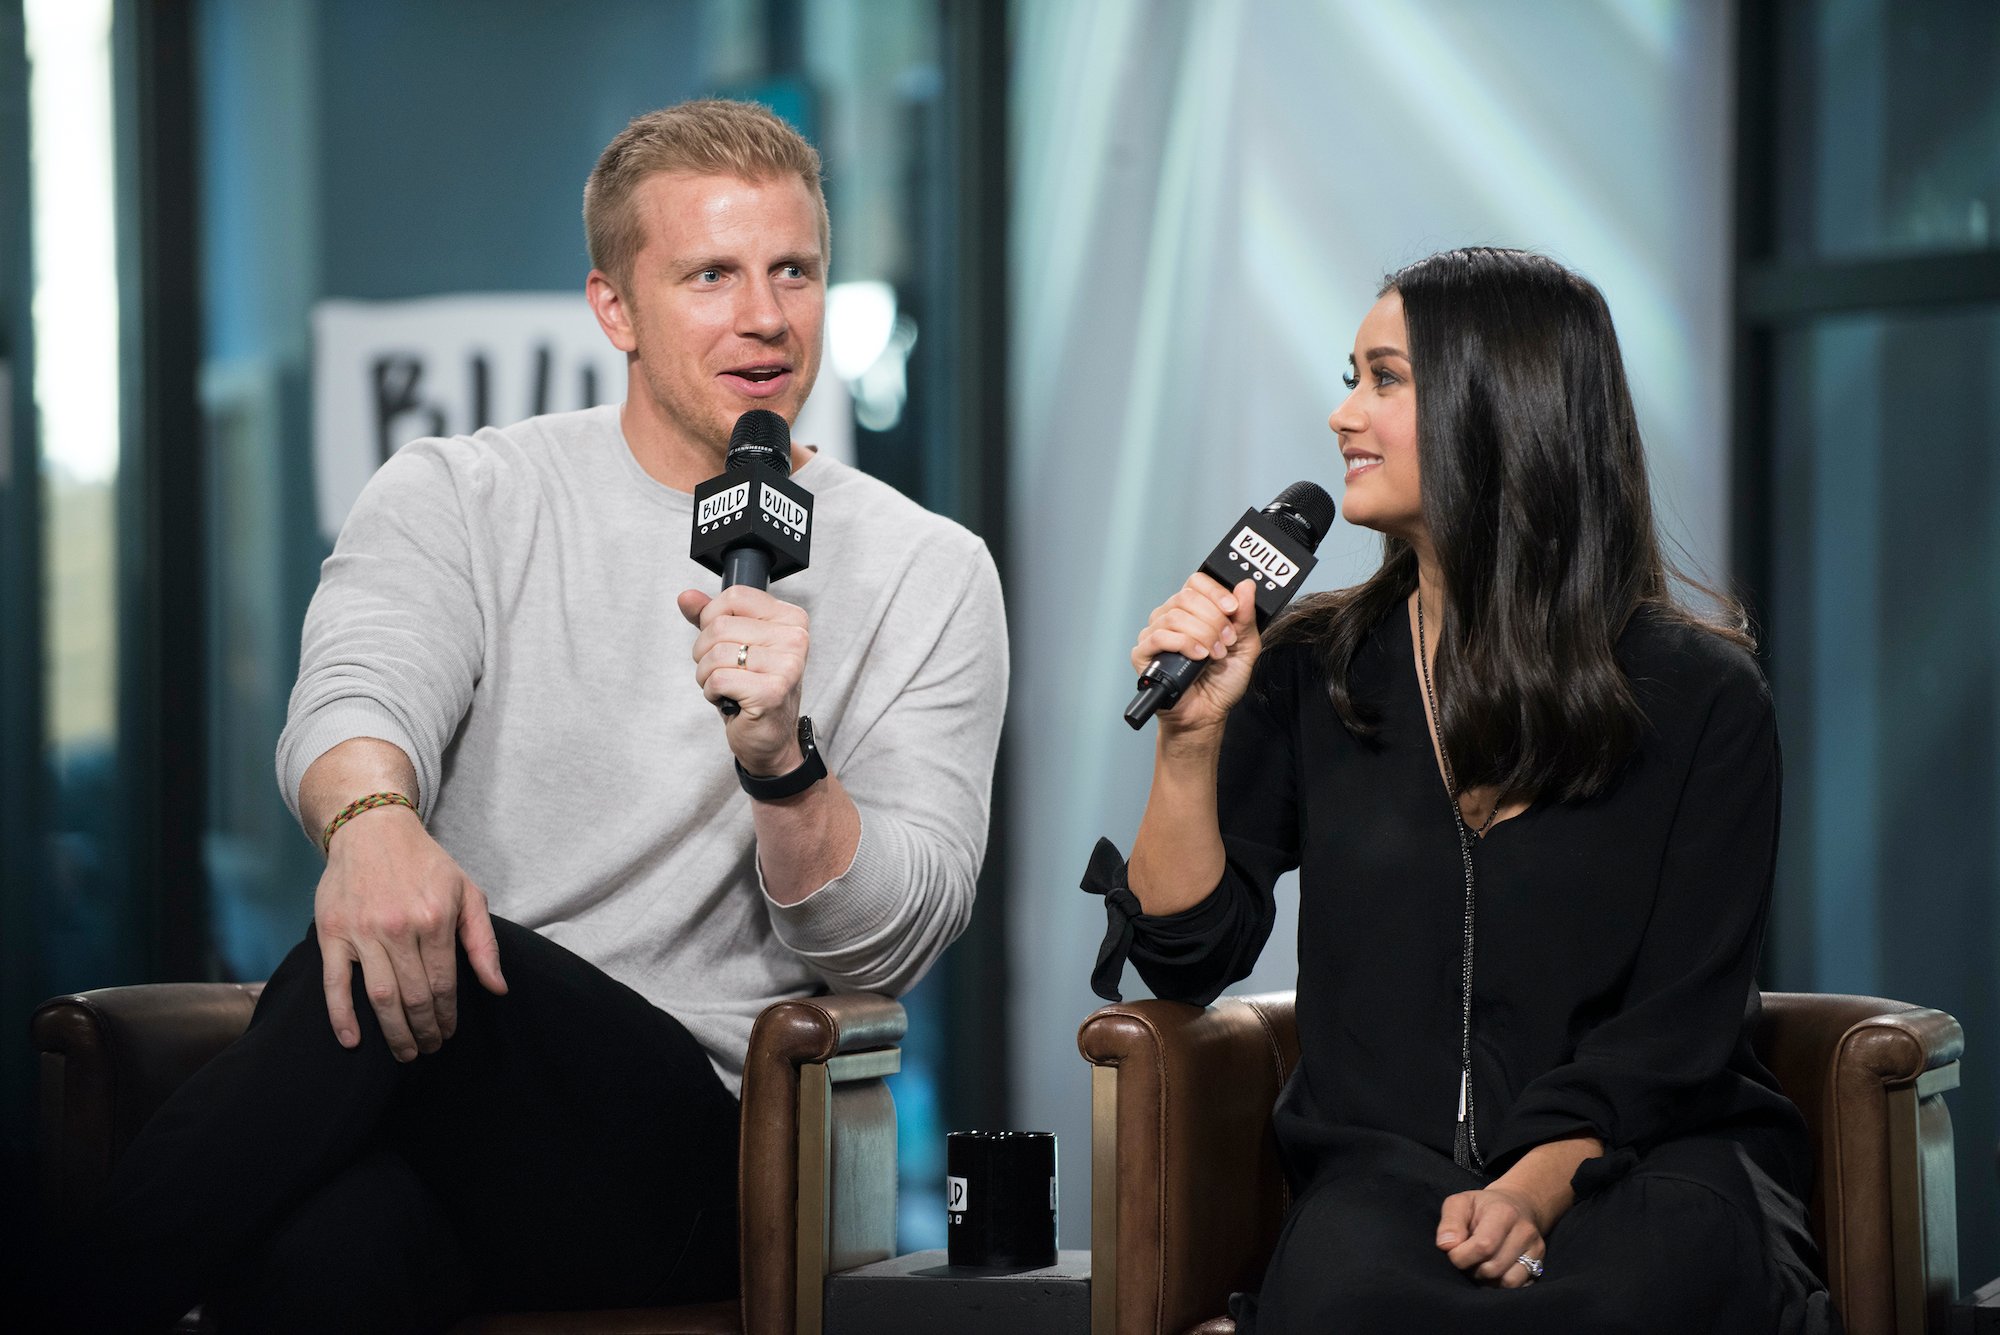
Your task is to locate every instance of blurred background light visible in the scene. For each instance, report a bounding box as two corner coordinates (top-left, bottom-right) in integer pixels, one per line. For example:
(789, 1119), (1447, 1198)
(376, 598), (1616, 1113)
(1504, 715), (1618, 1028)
(826, 278), (917, 432)
(25, 0), (119, 486)
(827, 279), (897, 380)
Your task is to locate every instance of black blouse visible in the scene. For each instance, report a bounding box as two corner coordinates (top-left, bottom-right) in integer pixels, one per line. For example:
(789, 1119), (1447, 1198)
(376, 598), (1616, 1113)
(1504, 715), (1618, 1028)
(1088, 605), (1811, 1194)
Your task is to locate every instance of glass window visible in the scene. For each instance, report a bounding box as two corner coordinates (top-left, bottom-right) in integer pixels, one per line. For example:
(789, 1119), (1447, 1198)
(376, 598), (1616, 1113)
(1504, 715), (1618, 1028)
(1763, 305), (2000, 1270)
(1777, 0), (2000, 259)
(25, 0), (141, 991)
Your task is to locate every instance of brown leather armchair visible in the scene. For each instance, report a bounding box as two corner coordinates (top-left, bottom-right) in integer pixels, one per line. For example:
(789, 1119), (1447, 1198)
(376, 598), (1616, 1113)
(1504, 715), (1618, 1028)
(34, 982), (905, 1335)
(1079, 990), (1963, 1335)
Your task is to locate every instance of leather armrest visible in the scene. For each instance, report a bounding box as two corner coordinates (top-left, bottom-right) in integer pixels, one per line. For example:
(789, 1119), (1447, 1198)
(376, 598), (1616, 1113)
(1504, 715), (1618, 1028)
(745, 993), (907, 1066)
(33, 982), (264, 1232)
(1754, 992), (1962, 1335)
(1755, 992), (1961, 1102)
(1079, 993), (1297, 1335)
(738, 993), (904, 1335)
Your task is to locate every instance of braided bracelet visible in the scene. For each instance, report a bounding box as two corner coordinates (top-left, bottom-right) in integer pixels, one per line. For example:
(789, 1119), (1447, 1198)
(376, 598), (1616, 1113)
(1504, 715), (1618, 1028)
(321, 791), (417, 854)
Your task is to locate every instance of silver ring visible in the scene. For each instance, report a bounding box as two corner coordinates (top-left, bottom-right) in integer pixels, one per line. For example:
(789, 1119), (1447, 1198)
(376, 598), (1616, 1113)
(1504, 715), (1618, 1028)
(1515, 1254), (1544, 1281)
(736, 643), (750, 669)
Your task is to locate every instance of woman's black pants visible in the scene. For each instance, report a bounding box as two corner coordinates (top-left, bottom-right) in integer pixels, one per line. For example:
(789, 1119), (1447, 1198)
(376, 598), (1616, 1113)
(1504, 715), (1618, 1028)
(50, 916), (743, 1334)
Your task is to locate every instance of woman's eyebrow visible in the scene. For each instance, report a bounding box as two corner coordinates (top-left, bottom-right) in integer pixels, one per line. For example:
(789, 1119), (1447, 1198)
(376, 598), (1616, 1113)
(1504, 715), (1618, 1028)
(1365, 345), (1409, 361)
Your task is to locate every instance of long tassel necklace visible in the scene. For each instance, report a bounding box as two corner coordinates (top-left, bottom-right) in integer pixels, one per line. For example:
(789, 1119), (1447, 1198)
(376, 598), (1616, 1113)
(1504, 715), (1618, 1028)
(1416, 594), (1499, 1172)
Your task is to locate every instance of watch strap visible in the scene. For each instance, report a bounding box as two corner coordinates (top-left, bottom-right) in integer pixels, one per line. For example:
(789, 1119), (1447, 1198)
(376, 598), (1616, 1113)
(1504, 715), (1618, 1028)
(735, 716), (828, 800)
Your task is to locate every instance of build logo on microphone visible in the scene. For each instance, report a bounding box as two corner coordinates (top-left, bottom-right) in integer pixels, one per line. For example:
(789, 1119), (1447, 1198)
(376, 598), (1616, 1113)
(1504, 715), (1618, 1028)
(1228, 526), (1300, 590)
(1195, 508), (1319, 622)
(690, 470), (814, 580)
(696, 482), (751, 532)
(759, 485), (809, 539)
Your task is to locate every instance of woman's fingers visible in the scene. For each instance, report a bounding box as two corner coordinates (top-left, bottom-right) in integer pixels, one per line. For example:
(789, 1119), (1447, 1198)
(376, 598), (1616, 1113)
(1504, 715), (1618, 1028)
(1183, 571), (1239, 610)
(1435, 1192), (1476, 1249)
(1439, 1190), (1544, 1287)
(1228, 579), (1260, 638)
(1124, 573), (1268, 730)
(1440, 1188), (1549, 1287)
(1446, 1192), (1519, 1272)
(1477, 1218), (1542, 1282)
(1496, 1232), (1545, 1288)
(1142, 600), (1231, 656)
(1129, 579), (1245, 671)
(1140, 608), (1234, 659)
(1166, 585), (1238, 636)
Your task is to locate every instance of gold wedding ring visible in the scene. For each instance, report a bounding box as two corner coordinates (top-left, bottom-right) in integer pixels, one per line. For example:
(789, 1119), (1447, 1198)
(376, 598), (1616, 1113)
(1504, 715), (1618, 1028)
(736, 643), (750, 669)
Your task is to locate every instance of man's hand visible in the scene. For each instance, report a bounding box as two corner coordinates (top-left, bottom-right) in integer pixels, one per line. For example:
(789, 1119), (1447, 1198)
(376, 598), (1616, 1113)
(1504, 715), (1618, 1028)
(678, 585), (812, 775)
(314, 803), (508, 1061)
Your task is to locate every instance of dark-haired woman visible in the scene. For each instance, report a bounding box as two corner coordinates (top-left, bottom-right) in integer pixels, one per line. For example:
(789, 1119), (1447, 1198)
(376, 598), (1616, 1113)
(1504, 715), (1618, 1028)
(1085, 248), (1833, 1333)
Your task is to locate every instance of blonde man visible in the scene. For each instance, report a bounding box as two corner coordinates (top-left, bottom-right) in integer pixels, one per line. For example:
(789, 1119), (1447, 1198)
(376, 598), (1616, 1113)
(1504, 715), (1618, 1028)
(67, 100), (1006, 1333)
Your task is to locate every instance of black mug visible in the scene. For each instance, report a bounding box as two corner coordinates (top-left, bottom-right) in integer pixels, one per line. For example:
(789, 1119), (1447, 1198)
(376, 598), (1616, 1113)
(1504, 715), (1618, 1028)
(945, 1130), (1058, 1268)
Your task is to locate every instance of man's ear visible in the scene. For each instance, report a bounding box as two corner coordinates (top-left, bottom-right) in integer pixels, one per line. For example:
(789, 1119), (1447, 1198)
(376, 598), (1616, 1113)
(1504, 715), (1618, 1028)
(586, 269), (639, 353)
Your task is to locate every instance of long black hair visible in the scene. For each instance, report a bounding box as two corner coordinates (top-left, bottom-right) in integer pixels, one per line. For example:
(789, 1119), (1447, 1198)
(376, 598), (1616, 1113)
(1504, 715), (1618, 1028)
(1269, 247), (1749, 803)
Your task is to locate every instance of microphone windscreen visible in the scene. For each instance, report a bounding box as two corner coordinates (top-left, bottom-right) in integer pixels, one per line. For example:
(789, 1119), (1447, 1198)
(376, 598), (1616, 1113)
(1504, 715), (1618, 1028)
(1266, 481), (1337, 551)
(726, 409), (792, 477)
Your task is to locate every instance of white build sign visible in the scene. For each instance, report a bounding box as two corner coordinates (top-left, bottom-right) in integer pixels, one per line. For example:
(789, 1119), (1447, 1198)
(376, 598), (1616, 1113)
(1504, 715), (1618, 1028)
(311, 294), (626, 543)
(311, 292), (853, 544)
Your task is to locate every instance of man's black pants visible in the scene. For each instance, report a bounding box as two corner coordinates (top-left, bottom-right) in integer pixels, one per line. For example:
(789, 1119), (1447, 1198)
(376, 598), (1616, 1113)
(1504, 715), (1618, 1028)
(55, 916), (742, 1334)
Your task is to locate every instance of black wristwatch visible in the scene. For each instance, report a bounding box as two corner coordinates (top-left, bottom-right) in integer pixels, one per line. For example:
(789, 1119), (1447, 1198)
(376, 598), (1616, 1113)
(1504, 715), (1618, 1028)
(735, 715), (828, 800)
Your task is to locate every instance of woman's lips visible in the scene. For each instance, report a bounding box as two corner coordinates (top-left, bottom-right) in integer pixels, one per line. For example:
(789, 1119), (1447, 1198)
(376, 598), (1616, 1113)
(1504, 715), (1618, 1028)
(1344, 454), (1383, 479)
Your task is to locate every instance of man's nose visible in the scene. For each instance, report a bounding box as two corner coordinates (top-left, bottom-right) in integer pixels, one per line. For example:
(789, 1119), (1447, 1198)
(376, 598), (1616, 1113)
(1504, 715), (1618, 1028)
(736, 276), (788, 340)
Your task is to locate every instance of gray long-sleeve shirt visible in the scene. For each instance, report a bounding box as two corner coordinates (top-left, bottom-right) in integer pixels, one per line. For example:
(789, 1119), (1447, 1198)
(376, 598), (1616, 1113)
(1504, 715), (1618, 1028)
(277, 405), (1007, 1091)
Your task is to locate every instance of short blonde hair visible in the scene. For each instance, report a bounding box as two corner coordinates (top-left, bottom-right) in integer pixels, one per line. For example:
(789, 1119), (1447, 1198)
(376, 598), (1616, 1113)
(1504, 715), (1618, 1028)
(584, 99), (829, 289)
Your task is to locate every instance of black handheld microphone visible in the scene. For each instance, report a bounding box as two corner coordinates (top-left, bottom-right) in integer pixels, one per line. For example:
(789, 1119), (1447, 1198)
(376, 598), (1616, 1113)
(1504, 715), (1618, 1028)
(1125, 481), (1336, 729)
(690, 409), (815, 715)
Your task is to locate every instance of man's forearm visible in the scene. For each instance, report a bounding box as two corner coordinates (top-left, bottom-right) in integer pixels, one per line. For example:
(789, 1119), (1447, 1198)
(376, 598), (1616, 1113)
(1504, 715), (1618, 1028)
(752, 776), (863, 905)
(299, 737), (421, 844)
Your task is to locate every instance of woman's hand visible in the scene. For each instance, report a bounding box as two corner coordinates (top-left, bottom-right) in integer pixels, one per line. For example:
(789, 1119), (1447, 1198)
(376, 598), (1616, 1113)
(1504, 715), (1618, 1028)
(1435, 1187), (1546, 1288)
(1434, 1133), (1601, 1288)
(1130, 574), (1261, 741)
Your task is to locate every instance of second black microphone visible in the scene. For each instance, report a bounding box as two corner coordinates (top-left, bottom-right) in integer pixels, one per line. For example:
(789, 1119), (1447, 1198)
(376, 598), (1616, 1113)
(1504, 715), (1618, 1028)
(1125, 481), (1336, 729)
